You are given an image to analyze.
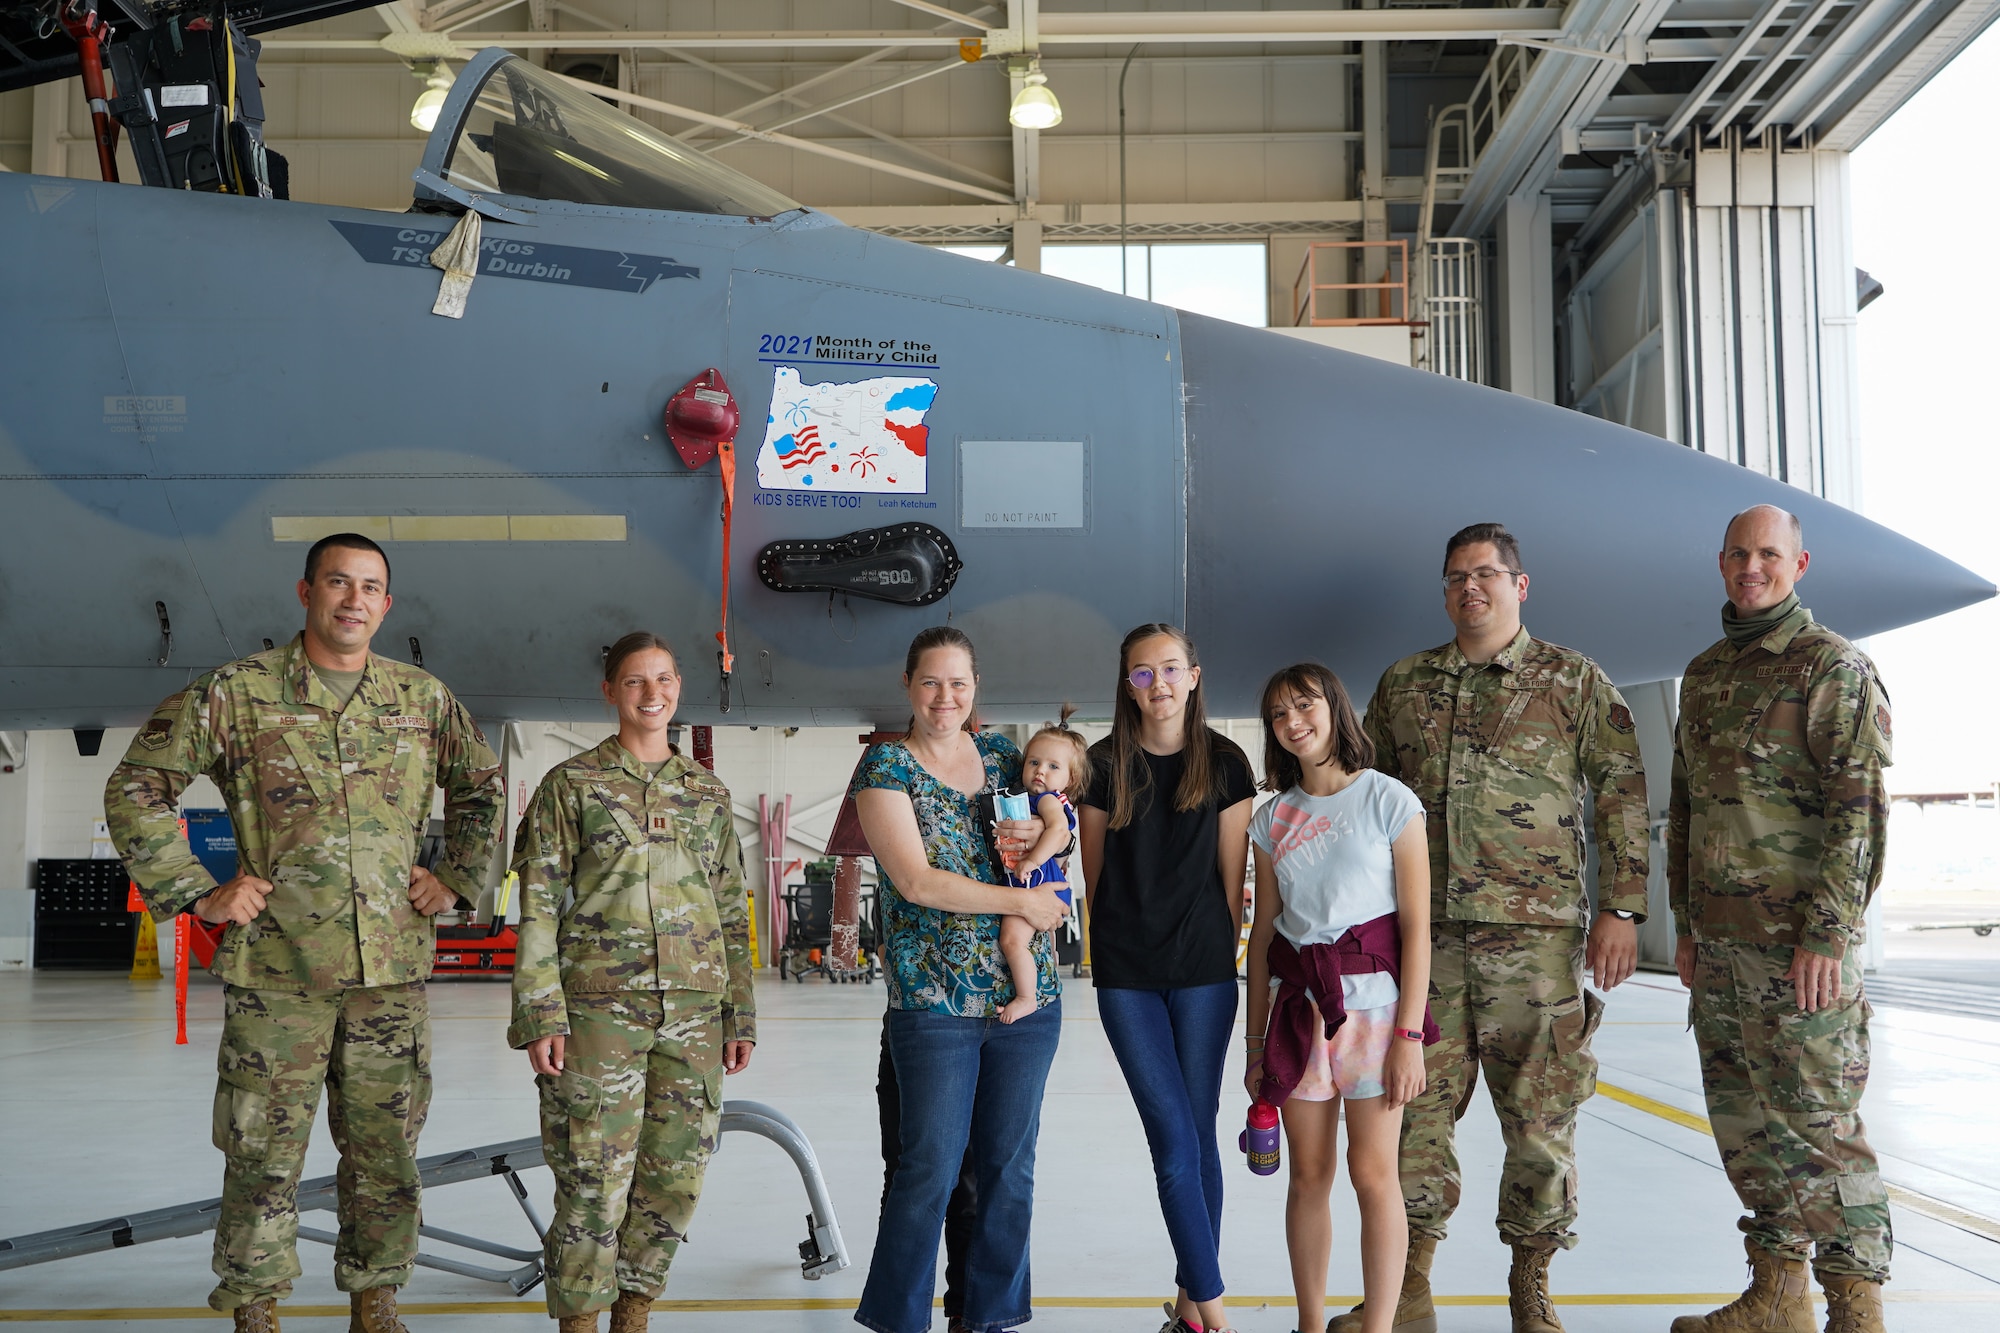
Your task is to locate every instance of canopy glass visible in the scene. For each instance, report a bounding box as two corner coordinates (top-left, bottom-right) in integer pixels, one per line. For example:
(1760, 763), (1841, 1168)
(442, 56), (800, 218)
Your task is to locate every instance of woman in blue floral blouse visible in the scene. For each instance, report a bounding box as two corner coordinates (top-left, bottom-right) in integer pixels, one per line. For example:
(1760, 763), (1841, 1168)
(851, 626), (1071, 1333)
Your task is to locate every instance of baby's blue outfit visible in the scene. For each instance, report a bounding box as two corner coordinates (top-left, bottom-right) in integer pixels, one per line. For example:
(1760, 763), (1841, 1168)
(1008, 791), (1077, 906)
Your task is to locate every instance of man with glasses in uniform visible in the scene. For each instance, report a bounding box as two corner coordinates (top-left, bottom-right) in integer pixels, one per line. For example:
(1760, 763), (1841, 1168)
(1334, 522), (1651, 1333)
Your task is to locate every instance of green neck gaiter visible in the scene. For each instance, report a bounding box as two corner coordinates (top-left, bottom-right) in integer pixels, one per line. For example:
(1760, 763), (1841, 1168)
(1722, 591), (1800, 647)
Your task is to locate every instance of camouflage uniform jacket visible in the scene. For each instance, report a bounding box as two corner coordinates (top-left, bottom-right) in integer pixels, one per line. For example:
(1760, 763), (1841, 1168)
(104, 634), (504, 990)
(508, 737), (755, 1050)
(1365, 627), (1650, 927)
(1667, 602), (1892, 958)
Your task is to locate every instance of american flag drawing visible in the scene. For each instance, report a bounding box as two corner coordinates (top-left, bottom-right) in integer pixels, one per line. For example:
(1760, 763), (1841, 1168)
(781, 424), (828, 470)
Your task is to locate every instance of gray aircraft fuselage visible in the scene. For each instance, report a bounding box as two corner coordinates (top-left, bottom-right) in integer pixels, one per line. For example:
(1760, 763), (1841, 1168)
(0, 53), (1989, 732)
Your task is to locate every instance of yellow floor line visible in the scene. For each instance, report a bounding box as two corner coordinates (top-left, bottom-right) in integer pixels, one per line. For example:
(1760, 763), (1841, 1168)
(1597, 1080), (1715, 1135)
(1598, 1081), (2000, 1245)
(6, 1292), (1999, 1320)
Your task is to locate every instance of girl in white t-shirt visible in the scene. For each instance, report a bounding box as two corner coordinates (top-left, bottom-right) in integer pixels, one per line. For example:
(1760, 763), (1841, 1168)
(1243, 662), (1432, 1333)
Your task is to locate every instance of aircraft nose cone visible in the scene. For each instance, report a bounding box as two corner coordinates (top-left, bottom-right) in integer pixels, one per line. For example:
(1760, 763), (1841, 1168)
(1176, 311), (1992, 709)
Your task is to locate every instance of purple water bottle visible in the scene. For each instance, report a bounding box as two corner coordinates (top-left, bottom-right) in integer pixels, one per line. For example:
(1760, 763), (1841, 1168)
(1239, 1100), (1280, 1175)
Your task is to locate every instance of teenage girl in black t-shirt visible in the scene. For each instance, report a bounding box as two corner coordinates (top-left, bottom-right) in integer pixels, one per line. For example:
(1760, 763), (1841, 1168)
(1079, 623), (1256, 1333)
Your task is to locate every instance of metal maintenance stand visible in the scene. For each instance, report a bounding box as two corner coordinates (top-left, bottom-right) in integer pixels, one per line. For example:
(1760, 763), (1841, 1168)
(0, 1099), (849, 1295)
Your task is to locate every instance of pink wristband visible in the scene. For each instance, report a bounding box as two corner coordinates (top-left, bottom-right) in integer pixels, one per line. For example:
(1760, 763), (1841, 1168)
(1395, 1027), (1425, 1042)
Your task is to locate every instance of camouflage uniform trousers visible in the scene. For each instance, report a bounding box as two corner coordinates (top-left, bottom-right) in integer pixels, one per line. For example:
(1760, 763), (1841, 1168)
(540, 990), (725, 1318)
(209, 983), (431, 1310)
(1399, 922), (1604, 1250)
(1691, 941), (1892, 1281)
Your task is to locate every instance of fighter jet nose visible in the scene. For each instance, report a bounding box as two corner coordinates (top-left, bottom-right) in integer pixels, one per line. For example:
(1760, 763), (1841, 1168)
(1176, 311), (1992, 701)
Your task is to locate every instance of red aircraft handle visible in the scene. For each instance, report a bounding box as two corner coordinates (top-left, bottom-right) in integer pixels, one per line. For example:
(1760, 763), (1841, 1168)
(662, 368), (743, 710)
(58, 0), (120, 183)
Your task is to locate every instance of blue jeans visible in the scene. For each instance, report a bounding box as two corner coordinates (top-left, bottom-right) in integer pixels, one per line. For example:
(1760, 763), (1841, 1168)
(1096, 980), (1240, 1304)
(855, 999), (1063, 1333)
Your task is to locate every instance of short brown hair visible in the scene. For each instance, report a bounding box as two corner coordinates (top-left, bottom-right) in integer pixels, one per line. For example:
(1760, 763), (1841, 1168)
(1025, 705), (1092, 803)
(1442, 522), (1522, 577)
(1258, 663), (1374, 792)
(604, 631), (677, 682)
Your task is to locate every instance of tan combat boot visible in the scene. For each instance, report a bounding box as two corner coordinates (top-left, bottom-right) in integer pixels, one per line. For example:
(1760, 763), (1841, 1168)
(607, 1290), (654, 1333)
(1819, 1275), (1885, 1333)
(1507, 1245), (1565, 1333)
(1667, 1240), (1815, 1333)
(232, 1299), (281, 1333)
(348, 1287), (410, 1333)
(556, 1315), (599, 1333)
(1326, 1230), (1439, 1333)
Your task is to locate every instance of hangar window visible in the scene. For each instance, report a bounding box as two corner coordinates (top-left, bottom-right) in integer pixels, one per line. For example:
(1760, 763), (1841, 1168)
(441, 56), (800, 218)
(942, 242), (1269, 327)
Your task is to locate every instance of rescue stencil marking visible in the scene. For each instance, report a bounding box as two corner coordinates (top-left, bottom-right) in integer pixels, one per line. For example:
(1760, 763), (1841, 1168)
(329, 221), (700, 295)
(756, 366), (937, 494)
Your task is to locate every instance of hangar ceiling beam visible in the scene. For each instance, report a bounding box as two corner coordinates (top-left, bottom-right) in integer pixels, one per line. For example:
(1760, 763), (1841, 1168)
(1744, 0), (1899, 133)
(1008, 0), (1042, 267)
(1702, 0), (1846, 134)
(421, 0), (521, 31)
(1783, 0), (1957, 141)
(674, 2), (996, 147)
(374, 0), (420, 33)
(1811, 0), (2000, 146)
(703, 56), (969, 152)
(1657, 0), (1796, 141)
(654, 46), (1012, 193)
(884, 0), (984, 27)
(1444, 0), (1677, 239)
(258, 11), (1568, 52)
(545, 71), (1014, 203)
(1029, 9), (1569, 44)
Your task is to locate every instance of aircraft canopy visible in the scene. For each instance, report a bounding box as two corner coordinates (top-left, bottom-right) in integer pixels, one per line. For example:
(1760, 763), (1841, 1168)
(441, 56), (800, 219)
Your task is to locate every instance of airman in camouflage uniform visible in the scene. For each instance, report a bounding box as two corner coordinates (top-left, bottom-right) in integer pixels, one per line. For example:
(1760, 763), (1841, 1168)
(511, 690), (755, 1327)
(1341, 522), (1650, 1333)
(1668, 505), (1892, 1333)
(103, 534), (503, 1331)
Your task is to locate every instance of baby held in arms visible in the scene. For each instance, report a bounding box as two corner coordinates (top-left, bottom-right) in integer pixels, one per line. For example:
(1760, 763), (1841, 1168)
(995, 711), (1091, 1024)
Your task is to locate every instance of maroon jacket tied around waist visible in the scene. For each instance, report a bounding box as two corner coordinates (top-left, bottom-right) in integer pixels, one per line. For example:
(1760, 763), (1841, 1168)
(1258, 911), (1439, 1106)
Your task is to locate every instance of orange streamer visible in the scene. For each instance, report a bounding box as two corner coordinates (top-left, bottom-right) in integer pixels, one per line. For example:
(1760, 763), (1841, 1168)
(715, 436), (737, 678)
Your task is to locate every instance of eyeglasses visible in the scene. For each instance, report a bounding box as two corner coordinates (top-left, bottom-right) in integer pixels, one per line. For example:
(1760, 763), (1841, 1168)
(1128, 665), (1188, 690)
(1441, 567), (1521, 591)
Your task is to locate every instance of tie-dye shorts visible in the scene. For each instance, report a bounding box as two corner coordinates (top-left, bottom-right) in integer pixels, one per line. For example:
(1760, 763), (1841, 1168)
(1285, 999), (1398, 1102)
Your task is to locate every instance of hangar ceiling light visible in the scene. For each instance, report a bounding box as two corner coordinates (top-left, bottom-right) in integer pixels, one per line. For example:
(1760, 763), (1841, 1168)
(1008, 62), (1062, 130)
(410, 61), (455, 133)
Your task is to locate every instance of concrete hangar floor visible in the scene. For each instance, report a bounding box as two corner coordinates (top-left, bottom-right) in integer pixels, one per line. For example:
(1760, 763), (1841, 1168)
(4, 969), (1999, 1331)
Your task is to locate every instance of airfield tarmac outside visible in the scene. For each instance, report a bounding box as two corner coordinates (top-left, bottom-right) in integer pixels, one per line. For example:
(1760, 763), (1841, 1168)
(4, 926), (1999, 1333)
